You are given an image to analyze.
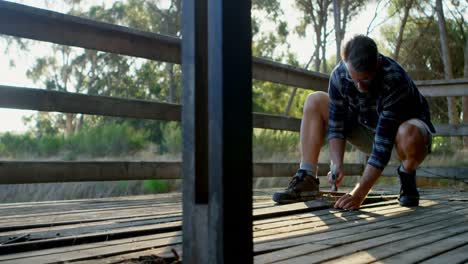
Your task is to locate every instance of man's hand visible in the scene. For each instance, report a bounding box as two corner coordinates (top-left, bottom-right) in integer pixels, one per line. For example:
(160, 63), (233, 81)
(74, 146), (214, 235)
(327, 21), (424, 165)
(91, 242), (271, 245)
(333, 164), (383, 210)
(334, 193), (365, 210)
(327, 164), (345, 187)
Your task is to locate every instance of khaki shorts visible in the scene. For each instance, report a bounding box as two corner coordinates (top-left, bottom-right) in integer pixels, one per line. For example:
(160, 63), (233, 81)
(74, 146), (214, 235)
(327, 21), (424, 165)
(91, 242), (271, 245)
(346, 118), (433, 156)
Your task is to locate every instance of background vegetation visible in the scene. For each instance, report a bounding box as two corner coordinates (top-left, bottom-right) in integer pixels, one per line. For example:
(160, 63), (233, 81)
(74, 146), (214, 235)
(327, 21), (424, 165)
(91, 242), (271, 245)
(0, 0), (467, 202)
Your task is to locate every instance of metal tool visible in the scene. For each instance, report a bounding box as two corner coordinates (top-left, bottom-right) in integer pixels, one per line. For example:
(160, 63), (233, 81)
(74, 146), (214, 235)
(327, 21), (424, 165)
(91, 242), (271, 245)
(330, 163), (338, 192)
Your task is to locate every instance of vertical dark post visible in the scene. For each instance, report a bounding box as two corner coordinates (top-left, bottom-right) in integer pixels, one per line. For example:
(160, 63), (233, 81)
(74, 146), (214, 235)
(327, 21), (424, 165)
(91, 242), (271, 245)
(208, 1), (253, 264)
(183, 0), (252, 262)
(182, 0), (208, 263)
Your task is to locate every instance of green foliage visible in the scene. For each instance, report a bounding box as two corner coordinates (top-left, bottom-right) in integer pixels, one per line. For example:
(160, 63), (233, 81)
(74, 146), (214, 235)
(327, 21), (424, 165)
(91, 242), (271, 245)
(431, 136), (454, 155)
(0, 122), (150, 159)
(143, 180), (168, 193)
(69, 122), (148, 157)
(160, 122), (182, 154)
(253, 129), (300, 160)
(380, 16), (467, 124)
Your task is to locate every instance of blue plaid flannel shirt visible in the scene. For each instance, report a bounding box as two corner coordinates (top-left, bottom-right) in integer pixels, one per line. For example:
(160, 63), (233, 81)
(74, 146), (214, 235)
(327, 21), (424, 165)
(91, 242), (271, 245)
(327, 54), (435, 170)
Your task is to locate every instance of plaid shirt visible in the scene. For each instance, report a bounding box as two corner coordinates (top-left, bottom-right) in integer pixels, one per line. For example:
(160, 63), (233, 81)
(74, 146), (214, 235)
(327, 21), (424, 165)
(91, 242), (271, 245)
(328, 54), (435, 170)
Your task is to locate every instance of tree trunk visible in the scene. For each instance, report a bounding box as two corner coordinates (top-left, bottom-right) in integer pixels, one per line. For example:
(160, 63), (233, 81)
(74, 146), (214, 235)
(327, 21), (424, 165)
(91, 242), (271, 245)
(393, 0), (413, 60)
(333, 0), (342, 64)
(435, 0), (459, 146)
(464, 36), (468, 148)
(75, 114), (84, 134)
(65, 113), (74, 138)
(166, 63), (175, 103)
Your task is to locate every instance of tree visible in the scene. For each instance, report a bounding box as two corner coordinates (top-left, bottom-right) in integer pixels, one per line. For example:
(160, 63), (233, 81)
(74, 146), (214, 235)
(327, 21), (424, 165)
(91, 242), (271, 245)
(392, 0), (414, 60)
(296, 0), (333, 73)
(435, 0), (459, 134)
(332, 0), (367, 64)
(380, 15), (466, 125)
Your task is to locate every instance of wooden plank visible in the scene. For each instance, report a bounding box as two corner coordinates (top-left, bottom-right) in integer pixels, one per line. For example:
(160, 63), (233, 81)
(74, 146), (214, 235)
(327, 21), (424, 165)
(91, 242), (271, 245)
(254, 201), (463, 252)
(71, 245), (183, 264)
(181, 0), (209, 263)
(419, 243), (468, 264)
(271, 211), (468, 263)
(0, 161), (364, 184)
(383, 165), (468, 179)
(375, 231), (468, 264)
(0, 233), (182, 264)
(0, 205), (181, 232)
(0, 221), (182, 255)
(252, 57), (329, 91)
(206, 1), (254, 262)
(432, 124), (468, 137)
(416, 78), (468, 97)
(254, 243), (331, 264)
(253, 203), (414, 239)
(2, 86), (467, 138)
(0, 1), (328, 90)
(0, 0), (181, 64)
(254, 200), (445, 241)
(0, 214), (181, 243)
(323, 224), (468, 264)
(0, 85), (181, 121)
(0, 231), (181, 261)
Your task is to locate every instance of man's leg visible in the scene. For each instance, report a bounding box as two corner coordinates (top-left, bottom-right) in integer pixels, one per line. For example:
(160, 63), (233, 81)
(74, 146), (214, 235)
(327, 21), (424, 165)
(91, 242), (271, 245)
(300, 92), (330, 172)
(272, 91), (329, 204)
(394, 119), (431, 206)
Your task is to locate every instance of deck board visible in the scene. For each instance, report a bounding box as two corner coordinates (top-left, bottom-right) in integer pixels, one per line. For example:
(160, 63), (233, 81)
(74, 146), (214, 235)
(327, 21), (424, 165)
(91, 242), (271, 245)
(0, 188), (466, 263)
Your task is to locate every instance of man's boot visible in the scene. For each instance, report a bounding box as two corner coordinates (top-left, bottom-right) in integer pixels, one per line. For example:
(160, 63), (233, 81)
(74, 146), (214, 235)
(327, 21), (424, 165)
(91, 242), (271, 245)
(272, 169), (320, 204)
(397, 166), (420, 206)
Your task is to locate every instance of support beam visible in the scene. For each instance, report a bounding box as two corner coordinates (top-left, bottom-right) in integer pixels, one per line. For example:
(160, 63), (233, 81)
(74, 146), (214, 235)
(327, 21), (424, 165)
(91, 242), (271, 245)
(416, 79), (468, 97)
(0, 162), (365, 184)
(1, 85), (467, 136)
(0, 1), (327, 91)
(182, 0), (209, 262)
(2, 1), (468, 94)
(0, 85), (180, 121)
(383, 165), (468, 180)
(207, 0), (253, 262)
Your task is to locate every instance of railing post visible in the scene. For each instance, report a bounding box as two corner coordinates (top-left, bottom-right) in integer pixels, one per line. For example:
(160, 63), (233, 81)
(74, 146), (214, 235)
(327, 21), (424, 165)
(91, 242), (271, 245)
(182, 0), (209, 262)
(207, 0), (253, 263)
(182, 0), (253, 263)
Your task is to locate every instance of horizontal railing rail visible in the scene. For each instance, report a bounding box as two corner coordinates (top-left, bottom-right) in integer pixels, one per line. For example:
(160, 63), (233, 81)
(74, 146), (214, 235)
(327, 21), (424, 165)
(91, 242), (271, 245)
(0, 161), (364, 184)
(1, 85), (466, 136)
(0, 161), (465, 184)
(1, 1), (467, 96)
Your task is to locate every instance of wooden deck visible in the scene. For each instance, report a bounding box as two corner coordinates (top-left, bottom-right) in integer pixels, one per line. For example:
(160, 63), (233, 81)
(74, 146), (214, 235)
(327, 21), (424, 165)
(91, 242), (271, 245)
(0, 188), (467, 263)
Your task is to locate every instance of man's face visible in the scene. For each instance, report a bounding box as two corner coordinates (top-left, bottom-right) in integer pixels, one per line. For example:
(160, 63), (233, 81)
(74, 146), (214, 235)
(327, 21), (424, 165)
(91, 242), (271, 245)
(346, 62), (378, 93)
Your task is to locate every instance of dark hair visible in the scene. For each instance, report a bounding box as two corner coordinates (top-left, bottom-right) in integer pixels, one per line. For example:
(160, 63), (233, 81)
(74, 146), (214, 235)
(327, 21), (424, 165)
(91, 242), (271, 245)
(341, 35), (378, 72)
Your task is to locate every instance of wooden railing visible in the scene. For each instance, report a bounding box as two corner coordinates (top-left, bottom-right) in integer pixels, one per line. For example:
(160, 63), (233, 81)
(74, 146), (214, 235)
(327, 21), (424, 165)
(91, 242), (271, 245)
(0, 1), (467, 184)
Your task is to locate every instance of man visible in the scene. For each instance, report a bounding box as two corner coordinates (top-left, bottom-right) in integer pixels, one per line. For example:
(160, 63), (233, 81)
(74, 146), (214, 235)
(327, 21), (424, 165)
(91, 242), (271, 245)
(273, 35), (435, 210)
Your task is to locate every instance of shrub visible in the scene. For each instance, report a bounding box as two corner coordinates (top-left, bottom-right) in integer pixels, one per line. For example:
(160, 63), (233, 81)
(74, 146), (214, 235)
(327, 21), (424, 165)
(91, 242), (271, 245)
(143, 180), (168, 193)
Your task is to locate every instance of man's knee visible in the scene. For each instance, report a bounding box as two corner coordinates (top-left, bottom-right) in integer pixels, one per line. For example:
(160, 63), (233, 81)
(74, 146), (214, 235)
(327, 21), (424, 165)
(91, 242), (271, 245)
(304, 91), (329, 115)
(396, 121), (427, 154)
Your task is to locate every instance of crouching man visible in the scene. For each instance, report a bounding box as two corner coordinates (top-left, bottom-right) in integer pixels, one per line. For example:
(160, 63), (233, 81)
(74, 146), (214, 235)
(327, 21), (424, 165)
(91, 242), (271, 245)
(273, 35), (435, 210)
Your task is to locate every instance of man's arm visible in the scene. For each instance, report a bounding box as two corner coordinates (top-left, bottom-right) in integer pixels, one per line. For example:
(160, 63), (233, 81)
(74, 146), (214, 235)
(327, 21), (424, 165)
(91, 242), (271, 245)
(334, 164), (383, 210)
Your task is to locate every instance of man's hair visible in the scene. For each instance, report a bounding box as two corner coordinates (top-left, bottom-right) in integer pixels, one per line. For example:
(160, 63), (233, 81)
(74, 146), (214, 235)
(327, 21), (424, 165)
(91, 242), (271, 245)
(341, 35), (378, 72)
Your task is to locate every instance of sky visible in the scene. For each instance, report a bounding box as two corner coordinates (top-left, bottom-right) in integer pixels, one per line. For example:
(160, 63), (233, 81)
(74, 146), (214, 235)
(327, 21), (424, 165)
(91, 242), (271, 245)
(0, 0), (384, 133)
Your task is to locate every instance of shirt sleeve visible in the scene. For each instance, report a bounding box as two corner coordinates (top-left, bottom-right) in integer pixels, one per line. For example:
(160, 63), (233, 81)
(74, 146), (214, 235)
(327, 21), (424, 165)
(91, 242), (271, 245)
(327, 70), (347, 141)
(367, 75), (411, 170)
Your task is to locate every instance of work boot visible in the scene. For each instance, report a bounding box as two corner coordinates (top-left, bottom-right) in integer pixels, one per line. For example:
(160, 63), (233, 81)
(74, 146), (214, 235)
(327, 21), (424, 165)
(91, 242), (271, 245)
(397, 166), (420, 207)
(272, 169), (320, 204)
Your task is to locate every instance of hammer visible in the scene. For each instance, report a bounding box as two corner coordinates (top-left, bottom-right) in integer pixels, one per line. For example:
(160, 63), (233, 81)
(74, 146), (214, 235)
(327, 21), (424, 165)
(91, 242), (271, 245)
(330, 163), (338, 192)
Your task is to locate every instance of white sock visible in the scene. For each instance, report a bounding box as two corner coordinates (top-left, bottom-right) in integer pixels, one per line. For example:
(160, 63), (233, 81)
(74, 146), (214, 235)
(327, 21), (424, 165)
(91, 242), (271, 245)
(299, 162), (318, 177)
